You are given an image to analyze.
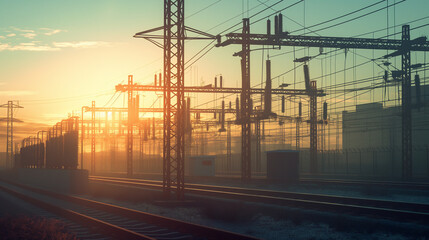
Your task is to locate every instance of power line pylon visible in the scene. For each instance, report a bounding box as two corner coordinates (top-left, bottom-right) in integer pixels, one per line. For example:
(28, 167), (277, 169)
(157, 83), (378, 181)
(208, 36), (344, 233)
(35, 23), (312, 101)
(134, 0), (216, 199)
(296, 102), (302, 150)
(309, 81), (318, 174)
(384, 25), (416, 179)
(226, 122), (231, 173)
(127, 75), (134, 177)
(91, 101), (96, 175)
(240, 18), (252, 181)
(1, 101), (23, 168)
(135, 0), (186, 199)
(255, 118), (261, 173)
(162, 0), (185, 199)
(401, 25), (412, 180)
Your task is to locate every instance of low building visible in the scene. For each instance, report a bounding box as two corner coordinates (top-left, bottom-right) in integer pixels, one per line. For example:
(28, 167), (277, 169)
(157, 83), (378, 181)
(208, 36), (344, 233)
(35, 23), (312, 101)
(342, 84), (429, 178)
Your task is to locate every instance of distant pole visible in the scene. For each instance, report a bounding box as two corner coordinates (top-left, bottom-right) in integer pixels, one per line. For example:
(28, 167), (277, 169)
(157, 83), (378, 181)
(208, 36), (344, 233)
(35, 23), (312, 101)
(81, 106), (85, 170)
(37, 130), (47, 167)
(240, 18), (252, 181)
(8, 102), (11, 168)
(91, 101), (96, 174)
(310, 81), (318, 174)
(127, 75), (134, 177)
(10, 102), (12, 168)
(1, 101), (23, 168)
(401, 25), (412, 180)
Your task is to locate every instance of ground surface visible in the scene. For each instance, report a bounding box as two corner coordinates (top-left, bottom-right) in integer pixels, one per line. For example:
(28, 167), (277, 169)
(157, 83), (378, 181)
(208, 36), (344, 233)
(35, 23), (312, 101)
(0, 188), (78, 240)
(99, 172), (429, 204)
(84, 177), (429, 240)
(2, 169), (429, 239)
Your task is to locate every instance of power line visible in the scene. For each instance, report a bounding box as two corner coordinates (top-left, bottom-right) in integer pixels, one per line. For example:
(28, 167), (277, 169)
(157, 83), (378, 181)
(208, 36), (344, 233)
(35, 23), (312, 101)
(187, 0), (224, 19)
(305, 0), (405, 35)
(291, 0), (387, 34)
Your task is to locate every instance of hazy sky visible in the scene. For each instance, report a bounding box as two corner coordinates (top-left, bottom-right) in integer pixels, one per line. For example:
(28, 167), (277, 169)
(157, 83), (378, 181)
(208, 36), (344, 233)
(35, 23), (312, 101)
(1, 0), (429, 144)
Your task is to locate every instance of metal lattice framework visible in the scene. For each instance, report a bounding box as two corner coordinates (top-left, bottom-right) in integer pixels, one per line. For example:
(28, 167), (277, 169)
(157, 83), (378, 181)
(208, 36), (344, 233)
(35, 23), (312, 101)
(309, 81), (317, 174)
(6, 102), (13, 168)
(117, 78), (323, 182)
(91, 101), (95, 174)
(81, 107), (85, 170)
(127, 75), (134, 177)
(296, 102), (302, 151)
(255, 119), (261, 173)
(240, 18), (252, 181)
(296, 118), (300, 150)
(82, 106), (238, 114)
(217, 20), (429, 180)
(0, 101), (23, 168)
(401, 25), (412, 180)
(264, 60), (272, 115)
(217, 32), (429, 51)
(163, 0), (185, 199)
(116, 84), (325, 96)
(134, 0), (215, 199)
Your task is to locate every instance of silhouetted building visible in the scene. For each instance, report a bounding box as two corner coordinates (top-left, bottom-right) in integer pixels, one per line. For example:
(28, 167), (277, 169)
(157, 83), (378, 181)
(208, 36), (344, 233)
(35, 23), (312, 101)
(342, 85), (429, 177)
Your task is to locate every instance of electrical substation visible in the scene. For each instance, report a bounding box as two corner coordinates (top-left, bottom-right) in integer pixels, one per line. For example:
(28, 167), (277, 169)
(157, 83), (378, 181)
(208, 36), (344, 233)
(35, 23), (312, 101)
(2, 1), (429, 239)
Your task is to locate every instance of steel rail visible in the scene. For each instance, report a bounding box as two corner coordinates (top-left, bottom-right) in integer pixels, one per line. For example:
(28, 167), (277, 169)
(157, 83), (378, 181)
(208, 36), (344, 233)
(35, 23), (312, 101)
(0, 184), (154, 240)
(90, 176), (429, 223)
(300, 178), (429, 190)
(2, 179), (259, 240)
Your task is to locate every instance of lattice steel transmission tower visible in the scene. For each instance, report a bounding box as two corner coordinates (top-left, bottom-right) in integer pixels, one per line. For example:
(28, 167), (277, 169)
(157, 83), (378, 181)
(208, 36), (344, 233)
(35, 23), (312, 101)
(81, 106), (85, 170)
(296, 102), (302, 150)
(134, 0), (216, 199)
(309, 81), (318, 174)
(401, 25), (412, 180)
(134, 0), (186, 199)
(1, 101), (23, 168)
(240, 18), (252, 181)
(162, 0), (185, 199)
(91, 101), (96, 174)
(226, 122), (232, 173)
(255, 119), (261, 173)
(127, 75), (134, 177)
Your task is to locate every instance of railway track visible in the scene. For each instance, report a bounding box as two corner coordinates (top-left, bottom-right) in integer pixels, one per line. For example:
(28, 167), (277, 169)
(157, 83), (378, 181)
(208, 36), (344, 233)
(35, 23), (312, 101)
(0, 185), (109, 240)
(0, 179), (258, 240)
(300, 178), (429, 190)
(90, 176), (429, 223)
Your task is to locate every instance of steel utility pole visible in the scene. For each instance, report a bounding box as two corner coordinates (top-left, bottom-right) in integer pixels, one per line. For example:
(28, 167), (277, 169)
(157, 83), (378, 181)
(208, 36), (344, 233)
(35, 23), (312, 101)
(1, 101), (23, 168)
